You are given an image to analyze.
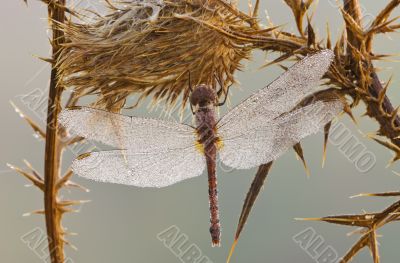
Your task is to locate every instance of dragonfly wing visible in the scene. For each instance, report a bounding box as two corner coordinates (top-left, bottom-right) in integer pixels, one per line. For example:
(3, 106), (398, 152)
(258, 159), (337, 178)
(72, 147), (206, 188)
(59, 107), (196, 151)
(59, 107), (132, 148)
(61, 107), (206, 187)
(219, 99), (343, 169)
(218, 50), (334, 134)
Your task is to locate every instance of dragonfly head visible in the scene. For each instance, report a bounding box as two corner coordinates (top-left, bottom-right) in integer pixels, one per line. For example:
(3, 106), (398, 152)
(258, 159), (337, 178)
(190, 84), (217, 109)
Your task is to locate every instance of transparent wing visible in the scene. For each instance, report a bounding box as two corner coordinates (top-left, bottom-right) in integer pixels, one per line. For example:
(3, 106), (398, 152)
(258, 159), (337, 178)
(59, 107), (131, 148)
(59, 107), (196, 152)
(72, 147), (206, 188)
(60, 107), (206, 187)
(219, 99), (343, 169)
(218, 50), (334, 137)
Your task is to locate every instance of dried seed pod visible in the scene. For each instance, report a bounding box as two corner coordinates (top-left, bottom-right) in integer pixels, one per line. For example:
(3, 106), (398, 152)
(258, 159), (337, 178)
(57, 0), (268, 110)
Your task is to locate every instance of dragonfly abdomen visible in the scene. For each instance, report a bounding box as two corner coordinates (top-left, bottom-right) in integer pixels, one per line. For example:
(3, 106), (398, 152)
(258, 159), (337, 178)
(195, 107), (221, 246)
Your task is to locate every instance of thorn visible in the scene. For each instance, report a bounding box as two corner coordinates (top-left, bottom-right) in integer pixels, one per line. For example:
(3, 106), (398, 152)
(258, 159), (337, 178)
(377, 76), (392, 106)
(350, 193), (380, 198)
(62, 238), (78, 251)
(10, 101), (46, 139)
(293, 143), (310, 177)
(23, 159), (42, 181)
(64, 231), (78, 236)
(368, 135), (400, 165)
(65, 181), (90, 192)
(356, 191), (400, 197)
(326, 22), (332, 49)
(387, 152), (400, 167)
(294, 217), (323, 221)
(392, 170), (400, 176)
(369, 228), (380, 263)
(343, 103), (358, 125)
(322, 122), (331, 168)
(307, 17), (316, 47)
(347, 227), (365, 236)
(260, 51), (294, 69)
(23, 209), (45, 217)
(226, 239), (238, 263)
(350, 193), (366, 198)
(59, 207), (79, 214)
(7, 163), (44, 191)
(364, 131), (378, 138)
(32, 54), (54, 64)
(252, 0), (260, 18)
(59, 199), (91, 207)
(56, 170), (74, 190)
(390, 106), (400, 125)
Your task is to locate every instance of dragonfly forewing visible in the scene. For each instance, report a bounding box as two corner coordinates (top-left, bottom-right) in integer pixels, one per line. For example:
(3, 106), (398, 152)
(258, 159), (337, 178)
(59, 107), (197, 152)
(217, 50), (335, 134)
(218, 95), (344, 169)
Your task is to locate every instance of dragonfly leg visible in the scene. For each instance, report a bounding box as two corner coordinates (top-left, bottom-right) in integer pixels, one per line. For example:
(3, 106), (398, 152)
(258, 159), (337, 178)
(214, 73), (232, 107)
(188, 71), (193, 93)
(215, 73), (224, 96)
(188, 71), (195, 114)
(190, 103), (195, 115)
(216, 83), (232, 107)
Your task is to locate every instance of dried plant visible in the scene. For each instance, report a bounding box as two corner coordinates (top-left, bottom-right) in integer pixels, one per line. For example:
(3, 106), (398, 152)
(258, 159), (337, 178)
(298, 191), (400, 263)
(15, 0), (400, 262)
(13, 1), (88, 263)
(228, 1), (400, 262)
(57, 0), (272, 110)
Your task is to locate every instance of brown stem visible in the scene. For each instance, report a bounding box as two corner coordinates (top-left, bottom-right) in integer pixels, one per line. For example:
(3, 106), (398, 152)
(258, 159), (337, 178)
(368, 72), (400, 134)
(44, 1), (66, 262)
(343, 0), (400, 146)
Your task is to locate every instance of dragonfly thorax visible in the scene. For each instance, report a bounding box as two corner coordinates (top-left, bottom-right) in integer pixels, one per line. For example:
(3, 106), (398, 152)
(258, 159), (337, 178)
(190, 84), (217, 109)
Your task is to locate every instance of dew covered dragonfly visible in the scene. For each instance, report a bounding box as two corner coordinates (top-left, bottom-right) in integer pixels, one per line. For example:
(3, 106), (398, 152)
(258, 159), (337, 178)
(59, 49), (343, 246)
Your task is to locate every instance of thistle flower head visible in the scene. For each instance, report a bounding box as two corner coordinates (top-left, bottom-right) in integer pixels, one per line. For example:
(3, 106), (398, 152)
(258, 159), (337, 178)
(57, 0), (262, 110)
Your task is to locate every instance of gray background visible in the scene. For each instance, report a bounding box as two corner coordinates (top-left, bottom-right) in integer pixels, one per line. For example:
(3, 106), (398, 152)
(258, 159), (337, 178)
(1, 1), (400, 262)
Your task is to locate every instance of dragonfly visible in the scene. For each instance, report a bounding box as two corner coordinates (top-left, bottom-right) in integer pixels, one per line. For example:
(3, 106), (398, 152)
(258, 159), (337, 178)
(59, 49), (343, 247)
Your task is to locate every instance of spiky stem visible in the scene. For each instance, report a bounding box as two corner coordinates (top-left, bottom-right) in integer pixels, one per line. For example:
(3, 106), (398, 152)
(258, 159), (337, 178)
(343, 0), (400, 146)
(44, 1), (66, 262)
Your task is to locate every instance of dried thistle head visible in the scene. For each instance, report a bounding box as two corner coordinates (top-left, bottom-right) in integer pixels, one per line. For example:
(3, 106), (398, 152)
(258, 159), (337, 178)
(57, 0), (265, 111)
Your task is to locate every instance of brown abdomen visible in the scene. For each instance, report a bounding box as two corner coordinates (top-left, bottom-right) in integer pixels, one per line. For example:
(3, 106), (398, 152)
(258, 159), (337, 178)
(195, 107), (221, 246)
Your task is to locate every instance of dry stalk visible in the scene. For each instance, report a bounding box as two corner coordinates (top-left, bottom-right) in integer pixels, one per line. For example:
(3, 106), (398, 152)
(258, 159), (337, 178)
(13, 1), (89, 263)
(43, 1), (67, 262)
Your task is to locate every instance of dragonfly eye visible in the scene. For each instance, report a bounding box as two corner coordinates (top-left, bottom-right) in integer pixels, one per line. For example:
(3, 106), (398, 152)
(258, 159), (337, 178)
(190, 84), (216, 107)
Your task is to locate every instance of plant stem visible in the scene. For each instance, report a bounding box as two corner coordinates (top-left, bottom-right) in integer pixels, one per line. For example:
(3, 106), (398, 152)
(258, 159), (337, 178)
(44, 1), (66, 262)
(343, 0), (400, 147)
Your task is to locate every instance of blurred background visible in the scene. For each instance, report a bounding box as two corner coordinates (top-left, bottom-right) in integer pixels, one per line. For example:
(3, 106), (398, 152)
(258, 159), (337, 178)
(1, 1), (400, 262)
